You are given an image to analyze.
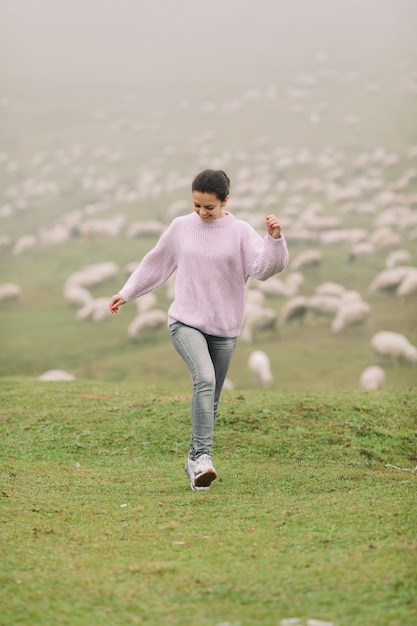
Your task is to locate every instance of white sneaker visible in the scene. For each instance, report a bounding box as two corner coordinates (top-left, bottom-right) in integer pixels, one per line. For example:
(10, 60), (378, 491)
(185, 454), (217, 491)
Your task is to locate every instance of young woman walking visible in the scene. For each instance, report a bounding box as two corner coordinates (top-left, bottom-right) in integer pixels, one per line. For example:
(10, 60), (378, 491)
(109, 169), (289, 491)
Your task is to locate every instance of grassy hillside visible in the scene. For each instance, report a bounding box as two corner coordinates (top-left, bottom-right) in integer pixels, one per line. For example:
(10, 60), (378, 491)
(1, 378), (416, 625)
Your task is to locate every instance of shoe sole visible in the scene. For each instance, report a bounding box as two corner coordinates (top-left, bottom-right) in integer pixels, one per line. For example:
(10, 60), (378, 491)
(194, 468), (217, 488)
(185, 464), (214, 491)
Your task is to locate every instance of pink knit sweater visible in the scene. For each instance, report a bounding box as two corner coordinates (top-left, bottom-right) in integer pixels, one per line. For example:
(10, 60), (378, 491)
(119, 211), (289, 337)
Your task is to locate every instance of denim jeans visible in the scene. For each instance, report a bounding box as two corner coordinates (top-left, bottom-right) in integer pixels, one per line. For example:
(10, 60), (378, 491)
(169, 321), (237, 460)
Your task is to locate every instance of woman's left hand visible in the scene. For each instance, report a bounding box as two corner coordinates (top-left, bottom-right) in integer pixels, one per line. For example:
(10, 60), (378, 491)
(266, 215), (282, 239)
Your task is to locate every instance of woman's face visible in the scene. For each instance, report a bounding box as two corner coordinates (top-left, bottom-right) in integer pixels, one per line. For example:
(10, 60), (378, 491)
(192, 191), (228, 222)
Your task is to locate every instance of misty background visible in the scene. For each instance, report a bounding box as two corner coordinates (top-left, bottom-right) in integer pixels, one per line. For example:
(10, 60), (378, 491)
(2, 0), (417, 106)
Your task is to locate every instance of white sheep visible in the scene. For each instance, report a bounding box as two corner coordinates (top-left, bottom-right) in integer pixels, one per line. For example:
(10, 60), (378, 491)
(307, 294), (341, 319)
(368, 266), (411, 293)
(63, 285), (92, 307)
(38, 369), (76, 381)
(348, 240), (376, 262)
(315, 282), (346, 298)
(127, 309), (168, 340)
(135, 292), (158, 312)
(65, 262), (119, 289)
(0, 283), (21, 302)
(385, 249), (412, 269)
(371, 331), (417, 366)
(245, 288), (265, 308)
(396, 268), (417, 298)
(255, 271), (304, 298)
(240, 305), (277, 344)
(359, 365), (386, 391)
(279, 296), (308, 325)
(12, 234), (37, 256)
(331, 300), (370, 334)
(248, 350), (273, 388)
(126, 220), (166, 238)
(76, 297), (112, 322)
(290, 249), (322, 271)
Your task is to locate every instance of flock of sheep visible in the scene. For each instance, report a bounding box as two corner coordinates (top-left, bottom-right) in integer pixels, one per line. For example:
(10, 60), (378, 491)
(1, 65), (416, 389)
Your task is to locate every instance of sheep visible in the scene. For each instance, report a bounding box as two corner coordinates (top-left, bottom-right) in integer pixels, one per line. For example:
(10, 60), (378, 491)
(76, 297), (112, 322)
(359, 365), (386, 391)
(12, 234), (37, 256)
(135, 292), (158, 312)
(279, 296), (308, 325)
(315, 281), (346, 298)
(330, 300), (371, 333)
(254, 271), (304, 298)
(126, 220), (166, 238)
(38, 369), (76, 381)
(368, 266), (411, 293)
(290, 249), (322, 271)
(371, 331), (417, 366)
(245, 288), (265, 308)
(240, 305), (277, 344)
(0, 283), (21, 302)
(385, 249), (412, 269)
(65, 262), (119, 289)
(396, 268), (417, 298)
(127, 309), (167, 340)
(369, 227), (401, 250)
(248, 350), (273, 388)
(63, 285), (92, 307)
(348, 240), (376, 262)
(307, 294), (341, 318)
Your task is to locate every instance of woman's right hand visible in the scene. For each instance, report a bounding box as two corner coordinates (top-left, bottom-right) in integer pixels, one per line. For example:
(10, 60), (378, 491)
(109, 294), (126, 313)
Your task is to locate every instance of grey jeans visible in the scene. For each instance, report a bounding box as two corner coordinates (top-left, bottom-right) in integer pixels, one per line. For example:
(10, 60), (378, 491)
(169, 321), (237, 460)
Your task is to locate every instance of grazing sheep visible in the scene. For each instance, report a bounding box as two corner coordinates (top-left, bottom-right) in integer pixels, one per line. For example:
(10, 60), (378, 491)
(396, 267), (417, 298)
(135, 292), (158, 312)
(245, 288), (265, 308)
(63, 285), (92, 307)
(371, 331), (417, 366)
(0, 282), (21, 302)
(370, 226), (401, 250)
(291, 249), (322, 271)
(368, 266), (411, 293)
(76, 297), (112, 322)
(65, 262), (119, 289)
(255, 271), (304, 298)
(38, 369), (75, 381)
(385, 249), (412, 269)
(248, 350), (273, 388)
(126, 220), (166, 238)
(307, 294), (341, 318)
(127, 309), (167, 340)
(331, 300), (370, 333)
(12, 234), (37, 256)
(359, 365), (386, 391)
(315, 281), (346, 298)
(279, 296), (308, 325)
(348, 240), (376, 262)
(240, 305), (277, 344)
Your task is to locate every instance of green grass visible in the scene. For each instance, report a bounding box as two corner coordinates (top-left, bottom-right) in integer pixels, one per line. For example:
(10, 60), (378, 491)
(1, 378), (416, 625)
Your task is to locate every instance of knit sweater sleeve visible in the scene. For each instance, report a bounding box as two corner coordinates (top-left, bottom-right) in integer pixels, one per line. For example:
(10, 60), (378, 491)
(240, 221), (289, 280)
(118, 223), (177, 302)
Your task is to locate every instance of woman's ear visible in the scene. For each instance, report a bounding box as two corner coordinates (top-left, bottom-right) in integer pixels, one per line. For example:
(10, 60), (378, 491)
(222, 195), (229, 207)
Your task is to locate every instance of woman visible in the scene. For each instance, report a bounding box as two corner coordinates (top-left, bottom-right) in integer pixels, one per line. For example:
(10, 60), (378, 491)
(109, 169), (289, 491)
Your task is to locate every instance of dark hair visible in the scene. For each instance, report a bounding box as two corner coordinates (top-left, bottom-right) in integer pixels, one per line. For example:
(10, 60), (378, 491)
(192, 169), (230, 202)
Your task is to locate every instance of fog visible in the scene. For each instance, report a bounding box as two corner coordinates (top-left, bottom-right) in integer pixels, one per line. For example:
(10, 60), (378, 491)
(2, 0), (416, 106)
